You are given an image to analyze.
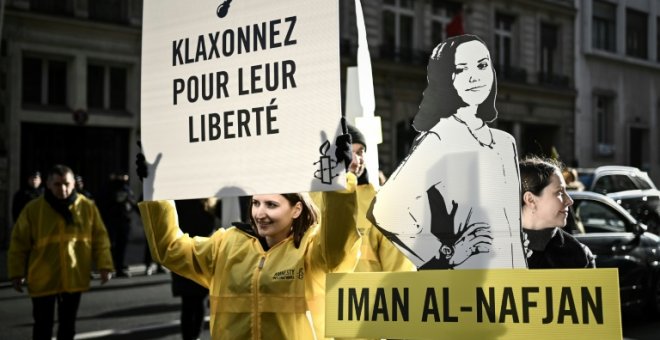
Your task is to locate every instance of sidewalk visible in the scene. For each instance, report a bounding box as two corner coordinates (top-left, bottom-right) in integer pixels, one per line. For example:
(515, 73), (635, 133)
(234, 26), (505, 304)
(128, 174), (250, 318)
(0, 265), (211, 340)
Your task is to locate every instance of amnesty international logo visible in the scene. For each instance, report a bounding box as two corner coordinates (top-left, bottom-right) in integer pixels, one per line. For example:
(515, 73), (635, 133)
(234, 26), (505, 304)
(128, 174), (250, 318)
(272, 269), (295, 281)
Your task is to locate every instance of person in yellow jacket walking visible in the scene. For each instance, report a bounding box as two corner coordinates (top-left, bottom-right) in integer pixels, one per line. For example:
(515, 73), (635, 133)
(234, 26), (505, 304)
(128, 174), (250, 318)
(8, 164), (114, 340)
(137, 132), (361, 340)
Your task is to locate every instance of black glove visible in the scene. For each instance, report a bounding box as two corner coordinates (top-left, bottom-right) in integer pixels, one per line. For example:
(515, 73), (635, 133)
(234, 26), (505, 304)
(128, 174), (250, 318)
(334, 117), (352, 170)
(427, 186), (458, 245)
(136, 140), (148, 182)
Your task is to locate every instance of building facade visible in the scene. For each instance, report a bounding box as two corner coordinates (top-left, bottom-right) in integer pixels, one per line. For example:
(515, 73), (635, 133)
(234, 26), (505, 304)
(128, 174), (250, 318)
(0, 0), (143, 245)
(576, 0), (660, 183)
(1, 0), (585, 246)
(340, 0), (577, 175)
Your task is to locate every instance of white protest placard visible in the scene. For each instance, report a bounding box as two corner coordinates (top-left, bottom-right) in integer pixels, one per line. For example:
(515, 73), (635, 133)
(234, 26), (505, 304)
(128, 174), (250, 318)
(141, 0), (344, 200)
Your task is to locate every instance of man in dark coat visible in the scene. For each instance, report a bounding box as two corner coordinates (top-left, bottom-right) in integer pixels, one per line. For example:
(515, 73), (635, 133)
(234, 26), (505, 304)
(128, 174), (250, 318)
(100, 173), (137, 277)
(12, 171), (44, 222)
(172, 199), (217, 340)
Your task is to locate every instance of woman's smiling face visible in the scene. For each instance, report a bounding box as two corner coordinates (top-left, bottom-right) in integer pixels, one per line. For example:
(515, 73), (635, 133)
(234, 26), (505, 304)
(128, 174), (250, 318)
(251, 194), (301, 246)
(452, 40), (494, 107)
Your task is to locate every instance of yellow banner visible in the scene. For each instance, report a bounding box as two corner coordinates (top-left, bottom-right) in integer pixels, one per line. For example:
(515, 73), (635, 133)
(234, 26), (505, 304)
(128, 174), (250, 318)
(326, 269), (621, 339)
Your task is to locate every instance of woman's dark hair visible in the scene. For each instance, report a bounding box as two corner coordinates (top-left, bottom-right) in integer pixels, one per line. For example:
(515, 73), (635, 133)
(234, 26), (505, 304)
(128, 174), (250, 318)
(249, 193), (319, 248)
(413, 34), (498, 132)
(519, 156), (563, 206)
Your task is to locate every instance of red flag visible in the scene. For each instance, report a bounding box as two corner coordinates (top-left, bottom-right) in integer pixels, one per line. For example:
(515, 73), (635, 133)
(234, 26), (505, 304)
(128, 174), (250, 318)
(446, 11), (464, 37)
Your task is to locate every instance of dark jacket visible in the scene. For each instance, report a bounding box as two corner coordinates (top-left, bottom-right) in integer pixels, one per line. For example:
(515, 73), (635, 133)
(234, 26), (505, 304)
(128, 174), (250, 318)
(171, 199), (216, 297)
(101, 180), (137, 225)
(12, 187), (43, 222)
(524, 227), (596, 269)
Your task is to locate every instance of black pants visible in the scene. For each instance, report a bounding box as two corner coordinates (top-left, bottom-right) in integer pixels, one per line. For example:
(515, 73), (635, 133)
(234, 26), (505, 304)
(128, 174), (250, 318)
(32, 292), (82, 340)
(180, 295), (207, 340)
(110, 221), (130, 271)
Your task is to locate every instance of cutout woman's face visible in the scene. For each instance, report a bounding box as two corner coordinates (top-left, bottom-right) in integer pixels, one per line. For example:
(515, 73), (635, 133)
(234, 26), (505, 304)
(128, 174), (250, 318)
(452, 40), (494, 106)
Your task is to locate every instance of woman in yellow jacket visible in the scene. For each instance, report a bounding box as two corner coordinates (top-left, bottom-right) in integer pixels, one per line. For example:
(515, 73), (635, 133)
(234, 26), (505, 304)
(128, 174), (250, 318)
(138, 135), (360, 340)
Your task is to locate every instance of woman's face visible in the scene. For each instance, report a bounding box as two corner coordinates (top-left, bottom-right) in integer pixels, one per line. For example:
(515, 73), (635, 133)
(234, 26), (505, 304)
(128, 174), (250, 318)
(349, 143), (366, 178)
(452, 40), (494, 107)
(527, 171), (574, 229)
(252, 194), (302, 246)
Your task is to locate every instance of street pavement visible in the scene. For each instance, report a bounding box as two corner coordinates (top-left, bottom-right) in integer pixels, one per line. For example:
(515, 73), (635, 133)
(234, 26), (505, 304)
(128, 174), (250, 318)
(0, 265), (211, 340)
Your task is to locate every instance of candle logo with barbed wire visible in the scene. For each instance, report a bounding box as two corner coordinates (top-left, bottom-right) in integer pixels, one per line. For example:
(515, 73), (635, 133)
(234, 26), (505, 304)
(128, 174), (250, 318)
(314, 140), (340, 185)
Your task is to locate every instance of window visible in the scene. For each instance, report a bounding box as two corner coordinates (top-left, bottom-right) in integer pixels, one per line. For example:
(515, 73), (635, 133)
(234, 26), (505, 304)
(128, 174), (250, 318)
(657, 17), (660, 61)
(592, 0), (616, 52)
(109, 68), (127, 110)
(540, 23), (562, 84)
(89, 0), (129, 24)
(22, 56), (67, 108)
(87, 65), (104, 109)
(594, 95), (614, 157)
(22, 57), (41, 104)
(593, 174), (637, 194)
(87, 64), (128, 112)
(494, 13), (524, 82)
(382, 0), (415, 61)
(30, 0), (73, 15)
(630, 175), (653, 190)
(495, 13), (513, 70)
(430, 1), (462, 45)
(574, 200), (626, 233)
(626, 8), (648, 59)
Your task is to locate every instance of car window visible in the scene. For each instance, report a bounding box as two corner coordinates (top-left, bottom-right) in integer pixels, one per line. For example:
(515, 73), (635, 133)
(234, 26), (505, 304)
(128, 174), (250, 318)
(565, 206), (585, 234)
(574, 200), (627, 233)
(630, 175), (652, 190)
(578, 173), (594, 189)
(593, 174), (637, 194)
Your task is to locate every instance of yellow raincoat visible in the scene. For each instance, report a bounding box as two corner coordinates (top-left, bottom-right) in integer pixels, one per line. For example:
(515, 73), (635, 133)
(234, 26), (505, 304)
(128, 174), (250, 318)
(139, 174), (360, 340)
(310, 182), (416, 339)
(8, 195), (114, 297)
(311, 182), (415, 272)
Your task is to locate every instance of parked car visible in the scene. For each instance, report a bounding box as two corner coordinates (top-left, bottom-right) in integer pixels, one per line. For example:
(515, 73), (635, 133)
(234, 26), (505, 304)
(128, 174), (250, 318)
(565, 190), (660, 315)
(576, 165), (660, 234)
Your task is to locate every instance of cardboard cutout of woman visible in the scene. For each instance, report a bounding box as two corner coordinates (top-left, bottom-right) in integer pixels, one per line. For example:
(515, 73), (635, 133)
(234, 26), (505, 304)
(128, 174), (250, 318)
(369, 34), (527, 269)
